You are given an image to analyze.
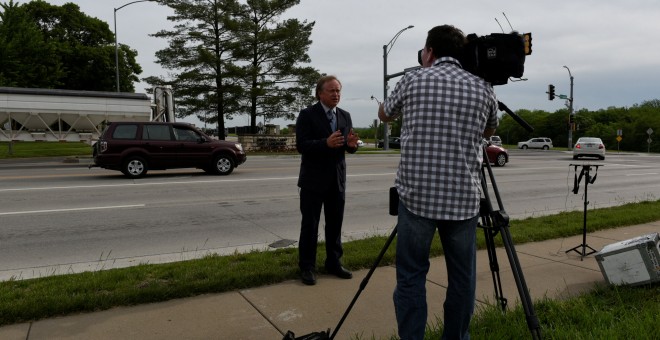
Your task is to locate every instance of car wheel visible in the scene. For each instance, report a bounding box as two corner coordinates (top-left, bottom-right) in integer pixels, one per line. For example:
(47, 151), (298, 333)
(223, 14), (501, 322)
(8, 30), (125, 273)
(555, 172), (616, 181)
(122, 156), (148, 178)
(212, 154), (234, 175)
(521, 145), (528, 149)
(542, 145), (549, 150)
(495, 153), (507, 167)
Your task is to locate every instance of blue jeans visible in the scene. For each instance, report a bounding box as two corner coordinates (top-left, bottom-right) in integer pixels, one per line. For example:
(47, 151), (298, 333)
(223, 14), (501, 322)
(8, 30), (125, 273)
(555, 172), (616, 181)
(393, 201), (478, 340)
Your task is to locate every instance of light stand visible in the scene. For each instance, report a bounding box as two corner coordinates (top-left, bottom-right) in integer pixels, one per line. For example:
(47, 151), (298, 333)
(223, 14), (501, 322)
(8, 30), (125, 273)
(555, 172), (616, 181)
(114, 0), (156, 92)
(563, 66), (575, 151)
(382, 25), (413, 150)
(566, 164), (602, 260)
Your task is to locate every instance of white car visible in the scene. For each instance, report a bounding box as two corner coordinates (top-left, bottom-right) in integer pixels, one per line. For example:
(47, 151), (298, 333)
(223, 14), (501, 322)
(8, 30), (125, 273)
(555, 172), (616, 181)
(573, 137), (606, 160)
(488, 135), (502, 146)
(518, 137), (553, 150)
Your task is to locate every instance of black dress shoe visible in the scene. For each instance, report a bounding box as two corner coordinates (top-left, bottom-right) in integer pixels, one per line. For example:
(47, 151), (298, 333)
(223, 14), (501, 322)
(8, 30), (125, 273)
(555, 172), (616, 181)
(301, 269), (316, 285)
(327, 266), (352, 279)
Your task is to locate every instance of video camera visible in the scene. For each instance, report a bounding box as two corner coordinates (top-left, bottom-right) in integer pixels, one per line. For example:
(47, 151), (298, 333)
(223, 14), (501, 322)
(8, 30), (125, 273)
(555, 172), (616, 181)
(418, 31), (532, 86)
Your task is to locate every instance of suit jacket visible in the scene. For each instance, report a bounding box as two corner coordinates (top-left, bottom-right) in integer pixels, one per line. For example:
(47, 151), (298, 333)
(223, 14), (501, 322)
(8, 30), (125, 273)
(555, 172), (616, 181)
(296, 102), (357, 193)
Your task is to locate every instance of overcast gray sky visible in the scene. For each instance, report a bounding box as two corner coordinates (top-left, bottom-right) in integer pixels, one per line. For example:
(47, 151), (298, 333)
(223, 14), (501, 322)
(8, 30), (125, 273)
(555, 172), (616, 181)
(45, 0), (660, 128)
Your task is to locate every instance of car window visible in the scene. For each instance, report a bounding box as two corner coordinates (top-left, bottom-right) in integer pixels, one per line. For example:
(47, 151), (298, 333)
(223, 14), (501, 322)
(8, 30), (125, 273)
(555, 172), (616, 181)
(143, 125), (172, 141)
(112, 124), (138, 139)
(579, 138), (601, 143)
(174, 127), (199, 141)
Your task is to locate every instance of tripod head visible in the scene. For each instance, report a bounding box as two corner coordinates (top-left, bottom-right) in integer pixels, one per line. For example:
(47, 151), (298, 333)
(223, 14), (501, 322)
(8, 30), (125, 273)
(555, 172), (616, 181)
(571, 164), (602, 194)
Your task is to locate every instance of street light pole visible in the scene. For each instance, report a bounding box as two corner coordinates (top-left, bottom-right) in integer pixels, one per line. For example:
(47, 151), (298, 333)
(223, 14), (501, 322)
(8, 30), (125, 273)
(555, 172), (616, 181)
(382, 25), (413, 150)
(114, 0), (156, 92)
(564, 66), (574, 150)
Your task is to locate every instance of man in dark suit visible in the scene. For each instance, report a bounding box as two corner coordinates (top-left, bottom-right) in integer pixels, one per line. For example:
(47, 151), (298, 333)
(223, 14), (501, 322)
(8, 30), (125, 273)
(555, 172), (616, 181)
(295, 75), (359, 285)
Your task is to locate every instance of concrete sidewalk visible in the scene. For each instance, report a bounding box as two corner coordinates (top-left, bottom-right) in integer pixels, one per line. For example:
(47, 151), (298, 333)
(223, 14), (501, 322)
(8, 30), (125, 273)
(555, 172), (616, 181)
(1, 222), (658, 340)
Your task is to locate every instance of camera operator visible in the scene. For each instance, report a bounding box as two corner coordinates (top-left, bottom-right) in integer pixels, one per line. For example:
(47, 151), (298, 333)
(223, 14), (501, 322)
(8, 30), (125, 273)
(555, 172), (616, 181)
(378, 25), (498, 340)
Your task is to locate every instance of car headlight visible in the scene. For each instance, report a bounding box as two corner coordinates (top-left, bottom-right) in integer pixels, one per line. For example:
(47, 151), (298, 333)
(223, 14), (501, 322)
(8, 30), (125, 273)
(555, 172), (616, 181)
(235, 143), (243, 152)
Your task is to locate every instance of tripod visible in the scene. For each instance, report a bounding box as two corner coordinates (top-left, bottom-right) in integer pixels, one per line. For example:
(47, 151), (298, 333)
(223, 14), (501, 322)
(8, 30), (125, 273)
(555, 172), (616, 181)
(478, 101), (541, 338)
(565, 164), (602, 260)
(478, 145), (542, 339)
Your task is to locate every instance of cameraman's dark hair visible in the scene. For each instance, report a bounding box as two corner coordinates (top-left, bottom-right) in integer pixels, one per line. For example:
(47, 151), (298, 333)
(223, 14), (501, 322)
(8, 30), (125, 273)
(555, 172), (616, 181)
(425, 25), (467, 60)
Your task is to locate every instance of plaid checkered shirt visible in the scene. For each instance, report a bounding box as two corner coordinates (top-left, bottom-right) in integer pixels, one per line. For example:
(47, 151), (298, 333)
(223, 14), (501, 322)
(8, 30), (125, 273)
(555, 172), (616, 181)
(384, 57), (498, 220)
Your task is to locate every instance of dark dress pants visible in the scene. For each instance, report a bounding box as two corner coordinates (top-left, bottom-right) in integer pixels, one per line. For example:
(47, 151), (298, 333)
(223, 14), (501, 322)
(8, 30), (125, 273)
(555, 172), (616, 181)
(298, 185), (345, 271)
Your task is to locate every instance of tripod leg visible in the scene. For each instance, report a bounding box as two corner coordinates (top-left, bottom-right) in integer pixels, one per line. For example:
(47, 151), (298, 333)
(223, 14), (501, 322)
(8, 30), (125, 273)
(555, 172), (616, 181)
(480, 215), (507, 311)
(329, 227), (397, 340)
(480, 145), (542, 339)
(499, 223), (542, 339)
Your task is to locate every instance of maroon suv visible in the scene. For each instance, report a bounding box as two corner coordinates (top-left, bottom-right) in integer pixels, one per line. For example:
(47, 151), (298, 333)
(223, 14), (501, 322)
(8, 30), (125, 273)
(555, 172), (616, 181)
(92, 121), (246, 178)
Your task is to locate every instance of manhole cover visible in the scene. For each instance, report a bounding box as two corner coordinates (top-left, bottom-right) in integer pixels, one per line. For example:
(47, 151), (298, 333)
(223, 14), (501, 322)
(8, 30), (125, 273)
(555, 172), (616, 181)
(269, 239), (296, 248)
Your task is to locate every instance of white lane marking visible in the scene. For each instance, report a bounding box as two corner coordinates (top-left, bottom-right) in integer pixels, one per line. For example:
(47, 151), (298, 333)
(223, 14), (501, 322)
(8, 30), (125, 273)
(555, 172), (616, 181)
(0, 204), (145, 216)
(0, 177), (298, 192)
(0, 173), (395, 193)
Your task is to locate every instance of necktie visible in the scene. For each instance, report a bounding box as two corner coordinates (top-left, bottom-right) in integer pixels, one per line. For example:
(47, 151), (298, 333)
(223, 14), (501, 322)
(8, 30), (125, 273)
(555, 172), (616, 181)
(328, 110), (336, 131)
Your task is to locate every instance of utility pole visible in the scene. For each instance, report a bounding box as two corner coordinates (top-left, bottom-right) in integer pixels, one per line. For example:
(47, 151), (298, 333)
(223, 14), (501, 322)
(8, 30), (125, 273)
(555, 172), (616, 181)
(564, 66), (574, 150)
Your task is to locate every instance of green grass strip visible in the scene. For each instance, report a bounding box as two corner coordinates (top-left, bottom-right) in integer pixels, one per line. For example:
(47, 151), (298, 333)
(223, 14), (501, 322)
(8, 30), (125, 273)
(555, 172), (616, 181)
(0, 142), (92, 159)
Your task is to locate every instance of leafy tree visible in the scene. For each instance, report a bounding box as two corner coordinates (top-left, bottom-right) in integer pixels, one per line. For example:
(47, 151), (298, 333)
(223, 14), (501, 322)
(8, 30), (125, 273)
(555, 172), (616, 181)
(638, 99), (660, 110)
(24, 0), (139, 91)
(354, 118), (382, 141)
(147, 0), (244, 140)
(0, 0), (141, 91)
(496, 102), (660, 153)
(500, 109), (553, 145)
(231, 0), (320, 128)
(628, 103), (660, 153)
(0, 0), (62, 87)
(150, 0), (319, 137)
(544, 109), (571, 147)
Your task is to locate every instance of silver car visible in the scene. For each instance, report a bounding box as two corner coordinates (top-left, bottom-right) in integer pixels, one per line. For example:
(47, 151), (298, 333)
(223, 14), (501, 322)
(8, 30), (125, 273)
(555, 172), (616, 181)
(573, 137), (606, 160)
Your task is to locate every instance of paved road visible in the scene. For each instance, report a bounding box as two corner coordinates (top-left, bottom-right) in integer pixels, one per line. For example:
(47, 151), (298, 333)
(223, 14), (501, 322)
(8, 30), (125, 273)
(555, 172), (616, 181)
(0, 150), (658, 280)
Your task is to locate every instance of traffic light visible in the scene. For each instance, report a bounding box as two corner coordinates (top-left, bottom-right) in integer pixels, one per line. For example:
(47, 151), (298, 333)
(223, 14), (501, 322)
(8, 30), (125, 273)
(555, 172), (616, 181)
(569, 114), (575, 124)
(547, 84), (555, 100)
